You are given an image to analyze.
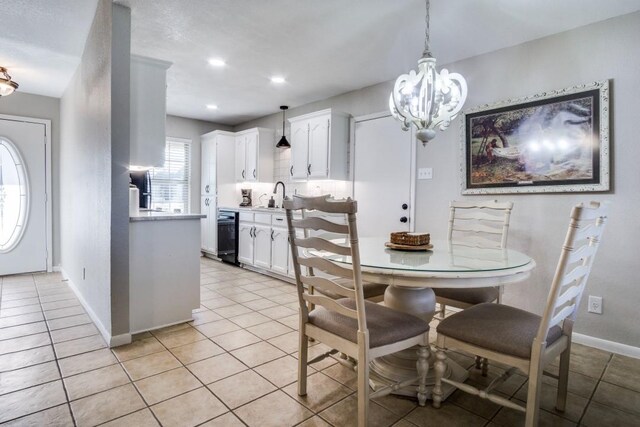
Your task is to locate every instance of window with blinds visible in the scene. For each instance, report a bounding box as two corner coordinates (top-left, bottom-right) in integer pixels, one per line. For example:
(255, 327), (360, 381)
(150, 138), (191, 213)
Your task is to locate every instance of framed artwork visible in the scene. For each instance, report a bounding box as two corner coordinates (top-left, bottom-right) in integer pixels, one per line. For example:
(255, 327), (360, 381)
(461, 80), (609, 194)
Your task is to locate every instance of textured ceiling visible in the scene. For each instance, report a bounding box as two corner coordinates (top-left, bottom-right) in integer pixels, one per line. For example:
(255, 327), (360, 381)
(2, 0), (639, 125)
(0, 0), (99, 97)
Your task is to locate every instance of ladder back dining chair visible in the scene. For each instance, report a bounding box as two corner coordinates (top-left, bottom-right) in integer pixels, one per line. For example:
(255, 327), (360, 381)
(432, 201), (609, 427)
(284, 195), (431, 427)
(435, 200), (514, 315)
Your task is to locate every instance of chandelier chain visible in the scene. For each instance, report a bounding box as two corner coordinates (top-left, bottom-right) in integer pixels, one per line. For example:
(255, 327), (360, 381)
(423, 0), (431, 56)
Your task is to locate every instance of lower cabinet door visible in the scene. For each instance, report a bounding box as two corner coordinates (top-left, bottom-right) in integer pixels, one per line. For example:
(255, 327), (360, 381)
(271, 227), (289, 275)
(238, 222), (254, 265)
(253, 225), (272, 269)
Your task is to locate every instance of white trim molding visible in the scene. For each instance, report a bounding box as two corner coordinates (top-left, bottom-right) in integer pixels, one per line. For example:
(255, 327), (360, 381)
(60, 267), (132, 348)
(573, 333), (640, 359)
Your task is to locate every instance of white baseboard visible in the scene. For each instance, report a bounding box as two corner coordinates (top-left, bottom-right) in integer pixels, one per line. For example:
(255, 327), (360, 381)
(52, 265), (62, 273)
(60, 267), (131, 348)
(572, 333), (640, 359)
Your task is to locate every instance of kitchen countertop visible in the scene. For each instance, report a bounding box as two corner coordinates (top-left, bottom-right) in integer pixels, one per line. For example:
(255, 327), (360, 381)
(130, 211), (206, 222)
(221, 206), (286, 213)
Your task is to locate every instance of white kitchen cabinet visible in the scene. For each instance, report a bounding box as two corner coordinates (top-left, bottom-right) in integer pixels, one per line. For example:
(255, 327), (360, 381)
(288, 109), (349, 181)
(200, 130), (236, 255)
(253, 224), (272, 269)
(238, 222), (254, 265)
(235, 128), (274, 183)
(290, 121), (309, 180)
(271, 226), (289, 275)
(200, 195), (216, 254)
(236, 211), (292, 277)
(130, 55), (172, 168)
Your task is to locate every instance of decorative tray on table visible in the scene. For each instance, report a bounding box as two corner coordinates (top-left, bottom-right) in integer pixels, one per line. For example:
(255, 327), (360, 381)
(384, 242), (433, 251)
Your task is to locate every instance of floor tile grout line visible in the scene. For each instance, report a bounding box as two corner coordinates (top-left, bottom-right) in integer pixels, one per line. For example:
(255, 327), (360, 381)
(34, 274), (79, 427)
(0, 274), (79, 427)
(577, 352), (612, 425)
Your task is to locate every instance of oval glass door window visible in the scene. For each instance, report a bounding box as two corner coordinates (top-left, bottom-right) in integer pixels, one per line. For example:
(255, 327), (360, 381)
(0, 137), (29, 253)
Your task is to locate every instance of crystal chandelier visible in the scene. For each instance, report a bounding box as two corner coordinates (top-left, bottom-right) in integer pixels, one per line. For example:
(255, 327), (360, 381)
(0, 67), (19, 97)
(389, 0), (467, 145)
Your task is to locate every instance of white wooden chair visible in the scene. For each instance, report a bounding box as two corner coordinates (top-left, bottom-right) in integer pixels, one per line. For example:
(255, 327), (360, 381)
(434, 200), (514, 317)
(285, 195), (431, 427)
(432, 201), (609, 427)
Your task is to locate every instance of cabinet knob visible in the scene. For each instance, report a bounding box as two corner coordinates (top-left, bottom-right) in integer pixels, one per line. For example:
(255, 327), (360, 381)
(271, 230), (274, 241)
(290, 165), (293, 176)
(205, 185), (209, 193)
(242, 170), (245, 179)
(402, 203), (408, 210)
(253, 169), (257, 178)
(400, 216), (408, 223)
(307, 164), (311, 175)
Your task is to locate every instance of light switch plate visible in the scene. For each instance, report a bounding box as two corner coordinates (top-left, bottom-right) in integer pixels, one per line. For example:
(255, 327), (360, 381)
(418, 168), (433, 180)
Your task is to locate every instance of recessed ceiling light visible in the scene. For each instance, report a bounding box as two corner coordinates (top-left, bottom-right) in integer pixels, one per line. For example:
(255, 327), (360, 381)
(208, 58), (226, 67)
(206, 104), (218, 110)
(270, 76), (286, 84)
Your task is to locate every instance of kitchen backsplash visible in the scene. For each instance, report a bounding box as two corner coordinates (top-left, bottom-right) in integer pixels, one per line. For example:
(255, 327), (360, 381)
(232, 142), (352, 208)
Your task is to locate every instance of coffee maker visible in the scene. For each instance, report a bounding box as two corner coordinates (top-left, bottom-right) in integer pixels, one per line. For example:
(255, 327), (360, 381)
(240, 189), (252, 206)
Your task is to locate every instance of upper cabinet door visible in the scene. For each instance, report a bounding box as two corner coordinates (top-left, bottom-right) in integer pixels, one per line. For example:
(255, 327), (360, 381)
(245, 132), (258, 182)
(201, 138), (216, 195)
(308, 116), (330, 179)
(290, 121), (309, 180)
(235, 135), (246, 182)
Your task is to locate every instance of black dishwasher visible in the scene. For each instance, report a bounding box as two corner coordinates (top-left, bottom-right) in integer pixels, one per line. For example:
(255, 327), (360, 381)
(217, 209), (239, 265)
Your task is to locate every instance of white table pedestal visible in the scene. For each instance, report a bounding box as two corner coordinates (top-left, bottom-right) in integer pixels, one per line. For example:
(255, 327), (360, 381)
(370, 285), (468, 403)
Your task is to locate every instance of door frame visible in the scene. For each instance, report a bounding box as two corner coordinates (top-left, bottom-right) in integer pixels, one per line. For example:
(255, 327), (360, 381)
(350, 111), (417, 232)
(0, 114), (52, 272)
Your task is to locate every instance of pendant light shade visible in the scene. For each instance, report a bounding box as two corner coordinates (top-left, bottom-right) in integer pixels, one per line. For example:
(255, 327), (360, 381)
(389, 0), (467, 145)
(0, 67), (19, 97)
(276, 105), (291, 148)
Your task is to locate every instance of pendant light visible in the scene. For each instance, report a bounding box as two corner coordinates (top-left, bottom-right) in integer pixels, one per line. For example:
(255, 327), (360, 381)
(0, 67), (19, 97)
(276, 105), (291, 148)
(389, 0), (467, 145)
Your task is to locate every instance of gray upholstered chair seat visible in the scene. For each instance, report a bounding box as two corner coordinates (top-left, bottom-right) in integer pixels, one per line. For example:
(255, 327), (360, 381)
(437, 303), (563, 359)
(433, 287), (499, 305)
(309, 298), (429, 348)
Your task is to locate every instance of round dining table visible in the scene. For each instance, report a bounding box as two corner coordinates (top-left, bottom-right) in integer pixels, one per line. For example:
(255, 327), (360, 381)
(320, 237), (536, 403)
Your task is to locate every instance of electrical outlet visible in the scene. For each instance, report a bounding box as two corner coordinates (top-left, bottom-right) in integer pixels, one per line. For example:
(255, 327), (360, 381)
(588, 295), (603, 314)
(418, 167), (433, 180)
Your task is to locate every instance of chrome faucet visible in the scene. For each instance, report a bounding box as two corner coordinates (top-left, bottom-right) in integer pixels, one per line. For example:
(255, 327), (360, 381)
(273, 181), (286, 208)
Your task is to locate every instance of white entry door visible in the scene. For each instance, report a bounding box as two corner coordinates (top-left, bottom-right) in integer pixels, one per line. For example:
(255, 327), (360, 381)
(0, 118), (48, 275)
(353, 114), (415, 238)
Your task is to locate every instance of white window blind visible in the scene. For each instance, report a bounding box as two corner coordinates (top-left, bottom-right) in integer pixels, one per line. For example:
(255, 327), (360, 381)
(150, 139), (191, 213)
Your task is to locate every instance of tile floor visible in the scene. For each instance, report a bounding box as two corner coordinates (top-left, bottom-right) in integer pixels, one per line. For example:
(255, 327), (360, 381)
(1, 258), (639, 426)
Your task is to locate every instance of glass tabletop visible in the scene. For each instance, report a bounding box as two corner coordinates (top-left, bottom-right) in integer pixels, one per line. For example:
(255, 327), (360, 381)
(322, 237), (533, 273)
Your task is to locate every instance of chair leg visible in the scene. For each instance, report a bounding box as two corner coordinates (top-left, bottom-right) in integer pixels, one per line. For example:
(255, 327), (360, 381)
(357, 345), (369, 427)
(416, 345), (429, 406)
(525, 356), (544, 427)
(556, 344), (571, 412)
(298, 333), (309, 396)
(475, 355), (482, 370)
(481, 358), (489, 377)
(439, 303), (447, 319)
(432, 348), (447, 408)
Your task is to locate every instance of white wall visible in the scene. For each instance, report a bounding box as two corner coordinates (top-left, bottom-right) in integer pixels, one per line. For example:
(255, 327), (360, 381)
(235, 12), (640, 348)
(0, 93), (61, 266)
(59, 0), (131, 340)
(165, 115), (231, 213)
